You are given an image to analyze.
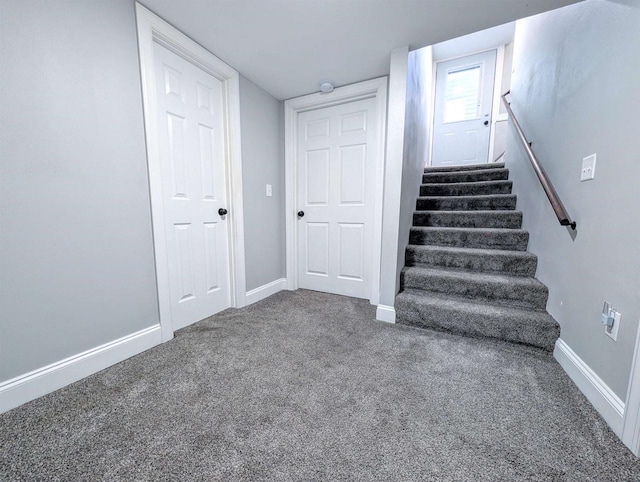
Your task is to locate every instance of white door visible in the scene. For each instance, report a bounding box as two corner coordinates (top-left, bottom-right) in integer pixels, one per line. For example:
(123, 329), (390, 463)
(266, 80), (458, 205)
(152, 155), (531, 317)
(431, 50), (497, 167)
(153, 43), (231, 331)
(297, 98), (377, 299)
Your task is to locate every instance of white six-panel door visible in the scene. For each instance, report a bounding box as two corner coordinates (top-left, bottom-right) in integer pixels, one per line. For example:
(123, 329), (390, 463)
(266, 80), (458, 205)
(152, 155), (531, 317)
(153, 42), (231, 330)
(296, 98), (377, 299)
(431, 49), (497, 167)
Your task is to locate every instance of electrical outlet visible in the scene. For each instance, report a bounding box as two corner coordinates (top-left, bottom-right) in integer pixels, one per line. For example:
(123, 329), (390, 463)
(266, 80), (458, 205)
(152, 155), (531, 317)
(581, 154), (596, 181)
(266, 184), (272, 197)
(605, 309), (621, 341)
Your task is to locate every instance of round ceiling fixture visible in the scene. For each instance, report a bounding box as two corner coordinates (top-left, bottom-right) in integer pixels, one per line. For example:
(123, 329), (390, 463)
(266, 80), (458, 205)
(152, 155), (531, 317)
(319, 82), (334, 93)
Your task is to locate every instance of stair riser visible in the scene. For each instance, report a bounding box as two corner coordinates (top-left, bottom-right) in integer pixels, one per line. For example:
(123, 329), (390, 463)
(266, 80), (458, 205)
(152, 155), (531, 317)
(416, 196), (516, 211)
(405, 248), (537, 277)
(413, 211), (522, 229)
(400, 271), (548, 310)
(409, 229), (529, 251)
(420, 181), (512, 196)
(395, 299), (559, 351)
(422, 169), (509, 184)
(425, 162), (505, 173)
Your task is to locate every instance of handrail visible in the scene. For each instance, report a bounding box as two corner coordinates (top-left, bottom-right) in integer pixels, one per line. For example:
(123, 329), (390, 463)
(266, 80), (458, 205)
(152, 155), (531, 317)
(501, 91), (576, 230)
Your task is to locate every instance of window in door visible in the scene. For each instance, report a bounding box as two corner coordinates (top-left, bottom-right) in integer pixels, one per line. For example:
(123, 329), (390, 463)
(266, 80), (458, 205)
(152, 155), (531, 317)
(443, 64), (482, 123)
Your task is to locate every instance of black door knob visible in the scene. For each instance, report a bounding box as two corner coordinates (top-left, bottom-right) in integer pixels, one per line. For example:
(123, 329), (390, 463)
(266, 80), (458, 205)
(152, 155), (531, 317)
(297, 211), (305, 218)
(484, 120), (489, 126)
(218, 208), (228, 216)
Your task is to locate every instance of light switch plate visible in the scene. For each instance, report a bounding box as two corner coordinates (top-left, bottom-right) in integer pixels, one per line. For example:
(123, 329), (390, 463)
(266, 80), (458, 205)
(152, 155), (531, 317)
(266, 184), (272, 197)
(581, 154), (596, 181)
(605, 310), (621, 341)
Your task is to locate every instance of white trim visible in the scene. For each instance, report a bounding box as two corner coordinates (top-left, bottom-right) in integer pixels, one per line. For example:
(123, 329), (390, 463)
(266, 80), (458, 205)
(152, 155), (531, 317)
(245, 278), (287, 306)
(0, 325), (162, 414)
(284, 77), (388, 305)
(554, 338), (625, 436)
(376, 305), (396, 324)
(427, 54), (437, 168)
(623, 320), (640, 456)
(135, 3), (246, 342)
(487, 45), (505, 163)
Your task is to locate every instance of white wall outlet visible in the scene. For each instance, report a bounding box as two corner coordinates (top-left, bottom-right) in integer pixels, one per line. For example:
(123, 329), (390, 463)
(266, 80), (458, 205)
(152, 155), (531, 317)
(605, 309), (621, 341)
(266, 184), (272, 197)
(580, 154), (597, 181)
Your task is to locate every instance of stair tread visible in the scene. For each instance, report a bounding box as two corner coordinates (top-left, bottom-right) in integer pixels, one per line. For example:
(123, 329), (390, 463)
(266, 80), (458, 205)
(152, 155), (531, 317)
(396, 290), (557, 325)
(422, 168), (509, 183)
(421, 180), (511, 188)
(406, 244), (537, 260)
(414, 209), (521, 216)
(417, 194), (516, 201)
(402, 266), (546, 290)
(405, 244), (537, 277)
(424, 162), (505, 173)
(395, 288), (560, 351)
(410, 226), (528, 235)
(412, 210), (523, 229)
(416, 194), (517, 212)
(420, 180), (513, 197)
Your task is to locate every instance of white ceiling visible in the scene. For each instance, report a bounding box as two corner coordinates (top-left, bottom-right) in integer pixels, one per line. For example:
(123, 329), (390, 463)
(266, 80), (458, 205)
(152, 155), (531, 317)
(432, 22), (515, 61)
(140, 0), (580, 100)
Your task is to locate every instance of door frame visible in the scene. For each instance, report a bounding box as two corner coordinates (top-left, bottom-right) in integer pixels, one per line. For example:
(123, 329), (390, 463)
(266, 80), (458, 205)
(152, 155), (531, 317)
(136, 3), (246, 342)
(284, 77), (388, 305)
(428, 46), (505, 166)
(623, 319), (640, 456)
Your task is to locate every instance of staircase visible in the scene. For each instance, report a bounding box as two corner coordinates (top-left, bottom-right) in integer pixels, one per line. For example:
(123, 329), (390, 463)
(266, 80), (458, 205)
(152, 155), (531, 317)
(395, 162), (560, 351)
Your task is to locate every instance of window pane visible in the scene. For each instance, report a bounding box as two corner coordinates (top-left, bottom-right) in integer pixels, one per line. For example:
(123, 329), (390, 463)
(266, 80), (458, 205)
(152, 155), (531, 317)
(444, 65), (481, 123)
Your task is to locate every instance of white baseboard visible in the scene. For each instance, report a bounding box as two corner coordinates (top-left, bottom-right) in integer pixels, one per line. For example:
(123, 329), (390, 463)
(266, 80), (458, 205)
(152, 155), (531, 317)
(245, 278), (287, 306)
(554, 338), (625, 436)
(376, 304), (396, 323)
(0, 324), (163, 414)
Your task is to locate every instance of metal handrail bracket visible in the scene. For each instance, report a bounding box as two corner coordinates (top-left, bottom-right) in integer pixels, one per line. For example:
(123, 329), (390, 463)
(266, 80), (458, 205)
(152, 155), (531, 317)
(501, 91), (576, 230)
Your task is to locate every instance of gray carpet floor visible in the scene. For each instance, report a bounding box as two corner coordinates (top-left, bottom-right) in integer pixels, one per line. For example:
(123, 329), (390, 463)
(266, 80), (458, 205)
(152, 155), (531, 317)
(1, 289), (639, 481)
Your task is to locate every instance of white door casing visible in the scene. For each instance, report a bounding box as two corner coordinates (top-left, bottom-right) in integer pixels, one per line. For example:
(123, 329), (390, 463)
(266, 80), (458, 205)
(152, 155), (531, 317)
(623, 320), (640, 456)
(285, 78), (388, 304)
(136, 3), (246, 341)
(296, 98), (376, 299)
(431, 49), (497, 167)
(153, 43), (231, 330)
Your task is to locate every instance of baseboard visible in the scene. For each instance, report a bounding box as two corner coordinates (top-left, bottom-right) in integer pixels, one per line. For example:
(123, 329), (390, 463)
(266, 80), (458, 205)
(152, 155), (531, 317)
(554, 338), (625, 436)
(0, 324), (163, 414)
(245, 278), (287, 306)
(376, 304), (396, 323)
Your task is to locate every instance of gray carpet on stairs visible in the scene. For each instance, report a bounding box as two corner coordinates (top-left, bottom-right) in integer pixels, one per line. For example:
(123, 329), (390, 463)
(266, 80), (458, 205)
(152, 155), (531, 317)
(398, 161), (561, 350)
(1, 290), (639, 481)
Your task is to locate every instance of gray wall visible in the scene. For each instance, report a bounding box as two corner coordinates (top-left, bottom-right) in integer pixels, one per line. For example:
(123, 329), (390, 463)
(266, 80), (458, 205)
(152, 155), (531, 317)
(239, 76), (286, 291)
(507, 0), (640, 399)
(396, 47), (433, 286)
(0, 0), (159, 381)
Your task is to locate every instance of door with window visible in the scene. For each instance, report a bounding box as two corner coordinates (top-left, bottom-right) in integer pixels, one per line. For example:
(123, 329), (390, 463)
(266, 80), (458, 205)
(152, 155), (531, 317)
(296, 98), (377, 299)
(431, 50), (497, 167)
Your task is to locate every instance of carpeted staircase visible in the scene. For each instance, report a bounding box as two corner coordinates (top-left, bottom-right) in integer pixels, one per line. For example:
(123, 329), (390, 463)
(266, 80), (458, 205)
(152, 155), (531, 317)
(395, 162), (560, 351)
